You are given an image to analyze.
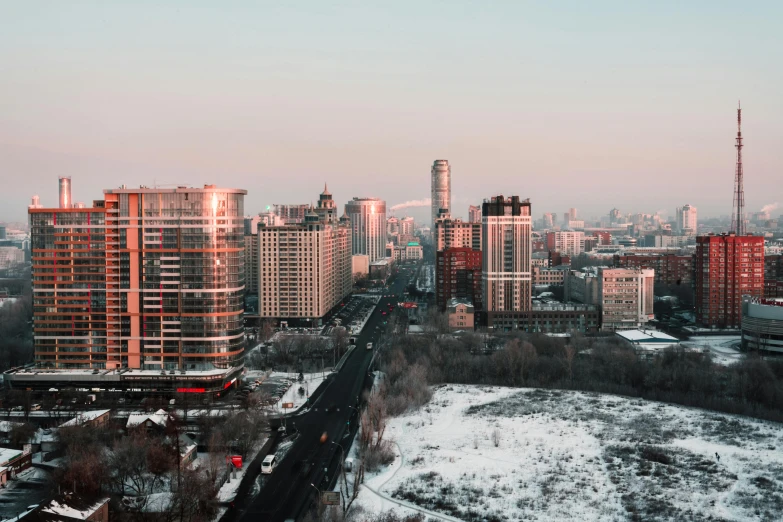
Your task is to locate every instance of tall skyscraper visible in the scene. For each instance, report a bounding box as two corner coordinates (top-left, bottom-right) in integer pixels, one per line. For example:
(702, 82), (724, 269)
(675, 204), (698, 234)
(58, 176), (72, 209)
(20, 182), (247, 393)
(695, 234), (765, 328)
(542, 213), (554, 228)
(431, 160), (451, 227)
(345, 197), (387, 262)
(468, 205), (481, 223)
(259, 187), (352, 322)
(481, 195), (532, 312)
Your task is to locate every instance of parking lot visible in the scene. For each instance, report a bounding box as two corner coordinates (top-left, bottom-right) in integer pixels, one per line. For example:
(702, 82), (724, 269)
(324, 296), (378, 335)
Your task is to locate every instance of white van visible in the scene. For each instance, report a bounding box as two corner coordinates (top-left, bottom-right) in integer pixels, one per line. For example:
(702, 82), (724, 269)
(366, 342), (373, 350)
(261, 454), (277, 474)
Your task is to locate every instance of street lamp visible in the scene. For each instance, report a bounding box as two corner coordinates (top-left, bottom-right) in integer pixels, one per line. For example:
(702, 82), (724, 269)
(310, 482), (321, 498)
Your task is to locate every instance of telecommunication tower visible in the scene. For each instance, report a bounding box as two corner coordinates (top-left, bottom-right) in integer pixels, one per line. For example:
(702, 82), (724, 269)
(731, 102), (745, 236)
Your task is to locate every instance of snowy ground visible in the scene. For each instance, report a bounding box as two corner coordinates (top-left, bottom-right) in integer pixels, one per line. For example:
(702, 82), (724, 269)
(216, 436), (269, 502)
(350, 385), (783, 522)
(682, 336), (743, 365)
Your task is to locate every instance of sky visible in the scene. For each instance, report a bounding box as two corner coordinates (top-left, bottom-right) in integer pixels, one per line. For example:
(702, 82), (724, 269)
(1, 1), (783, 224)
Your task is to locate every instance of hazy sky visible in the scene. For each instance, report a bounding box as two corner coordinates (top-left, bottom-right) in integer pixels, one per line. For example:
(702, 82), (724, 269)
(2, 1), (782, 224)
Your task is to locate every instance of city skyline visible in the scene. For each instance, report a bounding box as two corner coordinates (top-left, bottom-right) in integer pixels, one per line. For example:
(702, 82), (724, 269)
(2, 3), (783, 222)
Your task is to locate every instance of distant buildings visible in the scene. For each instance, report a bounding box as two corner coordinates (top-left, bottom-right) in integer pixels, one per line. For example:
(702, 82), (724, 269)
(436, 247), (482, 312)
(345, 197), (387, 263)
(695, 234), (765, 329)
(482, 195), (532, 313)
(564, 269), (600, 305)
(546, 231), (585, 256)
(431, 159), (451, 226)
(0, 246), (24, 269)
(259, 187), (352, 323)
(468, 205), (481, 223)
(273, 203), (310, 223)
(675, 204), (698, 234)
(598, 267), (655, 331)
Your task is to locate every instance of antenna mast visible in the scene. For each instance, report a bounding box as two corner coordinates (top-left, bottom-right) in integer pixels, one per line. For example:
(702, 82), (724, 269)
(731, 102), (745, 235)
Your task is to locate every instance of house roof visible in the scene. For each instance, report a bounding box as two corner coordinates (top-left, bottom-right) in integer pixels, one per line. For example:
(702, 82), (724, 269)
(126, 409), (169, 429)
(59, 410), (110, 428)
(0, 447), (23, 466)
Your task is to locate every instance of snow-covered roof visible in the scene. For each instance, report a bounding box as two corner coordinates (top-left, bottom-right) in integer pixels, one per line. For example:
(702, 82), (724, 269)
(58, 410), (110, 428)
(616, 329), (680, 347)
(40, 496), (109, 519)
(0, 447), (23, 465)
(126, 409), (169, 429)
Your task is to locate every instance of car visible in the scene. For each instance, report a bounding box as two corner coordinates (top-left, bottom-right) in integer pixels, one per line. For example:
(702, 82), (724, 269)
(261, 454), (277, 474)
(30, 404), (42, 411)
(11, 406), (23, 412)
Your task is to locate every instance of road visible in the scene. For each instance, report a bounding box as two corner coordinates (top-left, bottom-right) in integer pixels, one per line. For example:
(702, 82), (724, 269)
(225, 265), (414, 522)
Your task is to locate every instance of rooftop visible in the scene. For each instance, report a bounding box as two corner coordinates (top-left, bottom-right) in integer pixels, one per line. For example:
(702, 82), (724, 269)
(616, 329), (680, 344)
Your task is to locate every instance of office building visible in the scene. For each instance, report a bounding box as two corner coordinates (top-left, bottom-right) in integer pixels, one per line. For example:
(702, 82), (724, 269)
(434, 214), (481, 252)
(15, 182), (247, 393)
(436, 247), (482, 312)
(564, 269), (600, 305)
(345, 197), (386, 263)
(695, 234), (765, 328)
(0, 247), (25, 269)
(468, 205), (481, 223)
(598, 267), (655, 331)
(431, 159), (451, 226)
(259, 187), (352, 323)
(482, 195), (532, 313)
(675, 204), (698, 234)
(614, 253), (694, 286)
(400, 217), (415, 236)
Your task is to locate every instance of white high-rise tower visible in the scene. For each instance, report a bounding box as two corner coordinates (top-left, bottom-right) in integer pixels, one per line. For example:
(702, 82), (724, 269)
(431, 160), (451, 226)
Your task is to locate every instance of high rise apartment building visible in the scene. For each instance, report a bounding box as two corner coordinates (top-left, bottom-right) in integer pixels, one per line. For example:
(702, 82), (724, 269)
(542, 213), (554, 228)
(598, 267), (655, 331)
(400, 217), (415, 236)
(22, 183), (247, 392)
(431, 160), (451, 227)
(546, 231), (585, 256)
(387, 216), (400, 236)
(675, 204), (698, 234)
(434, 214), (481, 252)
(436, 247), (482, 312)
(482, 195), (532, 312)
(468, 205), (481, 223)
(259, 188), (352, 322)
(695, 234), (764, 328)
(345, 197), (387, 262)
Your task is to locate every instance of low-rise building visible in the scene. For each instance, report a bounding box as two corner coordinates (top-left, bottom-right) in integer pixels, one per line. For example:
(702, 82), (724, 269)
(615, 329), (681, 353)
(486, 303), (600, 333)
(0, 446), (32, 481)
(564, 269), (600, 305)
(447, 298), (475, 331)
(352, 254), (370, 279)
(533, 266), (568, 286)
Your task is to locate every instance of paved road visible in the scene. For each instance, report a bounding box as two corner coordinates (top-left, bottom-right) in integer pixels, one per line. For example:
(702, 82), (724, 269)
(225, 267), (413, 522)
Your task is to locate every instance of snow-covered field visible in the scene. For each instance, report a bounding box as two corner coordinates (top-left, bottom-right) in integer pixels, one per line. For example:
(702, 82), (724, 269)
(351, 385), (783, 522)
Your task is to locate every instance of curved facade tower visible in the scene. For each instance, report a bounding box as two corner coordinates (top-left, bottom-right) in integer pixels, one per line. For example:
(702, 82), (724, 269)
(431, 159), (451, 226)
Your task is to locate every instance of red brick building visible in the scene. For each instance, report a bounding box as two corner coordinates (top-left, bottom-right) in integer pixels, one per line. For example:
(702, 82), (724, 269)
(614, 253), (694, 285)
(436, 248), (482, 312)
(593, 231), (612, 245)
(695, 234), (765, 328)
